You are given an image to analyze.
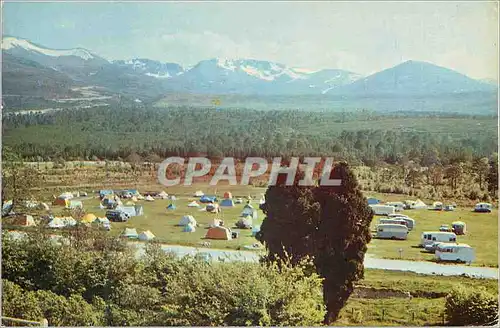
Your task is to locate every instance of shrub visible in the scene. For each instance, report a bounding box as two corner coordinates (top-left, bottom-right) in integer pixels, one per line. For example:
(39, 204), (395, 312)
(445, 286), (498, 326)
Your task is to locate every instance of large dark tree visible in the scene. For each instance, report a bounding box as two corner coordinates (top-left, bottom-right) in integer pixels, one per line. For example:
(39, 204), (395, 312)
(257, 162), (373, 324)
(486, 154), (498, 198)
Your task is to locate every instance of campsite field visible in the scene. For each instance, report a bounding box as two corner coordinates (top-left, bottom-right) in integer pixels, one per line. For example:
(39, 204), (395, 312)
(46, 185), (499, 267)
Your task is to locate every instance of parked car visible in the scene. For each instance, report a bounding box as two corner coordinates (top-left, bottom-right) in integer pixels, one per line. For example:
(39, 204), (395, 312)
(106, 210), (129, 222)
(439, 224), (452, 232)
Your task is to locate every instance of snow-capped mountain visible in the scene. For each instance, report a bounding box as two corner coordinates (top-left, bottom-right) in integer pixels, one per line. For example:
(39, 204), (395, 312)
(166, 58), (362, 94)
(2, 36), (96, 60)
(113, 58), (185, 79)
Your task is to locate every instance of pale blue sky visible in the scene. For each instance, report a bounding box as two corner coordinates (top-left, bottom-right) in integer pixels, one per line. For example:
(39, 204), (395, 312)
(2, 1), (498, 79)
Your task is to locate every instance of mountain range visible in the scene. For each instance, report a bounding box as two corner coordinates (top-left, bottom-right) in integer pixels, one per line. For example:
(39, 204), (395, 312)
(2, 36), (497, 111)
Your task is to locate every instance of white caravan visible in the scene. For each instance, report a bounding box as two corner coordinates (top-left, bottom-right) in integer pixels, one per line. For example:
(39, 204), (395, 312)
(435, 244), (475, 264)
(370, 205), (396, 216)
(386, 202), (405, 212)
(420, 231), (457, 247)
(376, 224), (409, 240)
(387, 214), (415, 230)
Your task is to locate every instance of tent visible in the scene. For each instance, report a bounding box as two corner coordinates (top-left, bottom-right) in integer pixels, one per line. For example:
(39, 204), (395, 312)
(206, 203), (220, 213)
(145, 195), (155, 202)
(158, 191), (169, 199)
(58, 192), (74, 200)
(259, 197), (265, 205)
(25, 201), (39, 209)
(236, 217), (252, 229)
(93, 217), (110, 225)
(367, 198), (381, 205)
(167, 204), (176, 210)
(234, 198), (243, 204)
(122, 228), (138, 238)
(183, 224), (196, 232)
(205, 226), (232, 240)
(194, 191), (204, 197)
(137, 194), (145, 200)
(125, 201), (135, 206)
(413, 199), (428, 209)
(49, 217), (76, 228)
(81, 213), (97, 224)
(223, 192), (233, 199)
(200, 195), (217, 203)
(138, 230), (156, 241)
(241, 204), (257, 219)
(170, 195), (177, 201)
(68, 200), (83, 209)
(188, 201), (200, 207)
(220, 199), (235, 207)
(99, 190), (113, 199)
(131, 196), (138, 202)
(53, 198), (69, 207)
(251, 225), (261, 237)
(2, 200), (13, 217)
(134, 205), (144, 216)
(179, 215), (197, 226)
(10, 214), (36, 227)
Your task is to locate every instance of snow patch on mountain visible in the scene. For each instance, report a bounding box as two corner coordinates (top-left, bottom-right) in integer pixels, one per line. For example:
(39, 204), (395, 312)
(2, 37), (95, 60)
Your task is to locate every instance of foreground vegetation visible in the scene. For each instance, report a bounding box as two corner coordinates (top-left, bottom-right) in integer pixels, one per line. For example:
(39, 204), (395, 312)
(2, 229), (497, 326)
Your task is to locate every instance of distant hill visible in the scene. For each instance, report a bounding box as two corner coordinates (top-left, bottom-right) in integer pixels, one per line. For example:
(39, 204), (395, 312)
(2, 36), (497, 114)
(331, 60), (496, 96)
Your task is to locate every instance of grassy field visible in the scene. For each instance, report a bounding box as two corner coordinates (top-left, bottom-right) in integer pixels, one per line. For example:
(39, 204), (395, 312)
(43, 183), (498, 267)
(334, 269), (498, 326)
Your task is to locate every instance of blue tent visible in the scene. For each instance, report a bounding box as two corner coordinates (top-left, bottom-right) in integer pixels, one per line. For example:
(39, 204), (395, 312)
(367, 198), (381, 205)
(220, 199), (235, 207)
(183, 224), (196, 232)
(167, 204), (176, 210)
(200, 195), (217, 203)
(99, 190), (114, 199)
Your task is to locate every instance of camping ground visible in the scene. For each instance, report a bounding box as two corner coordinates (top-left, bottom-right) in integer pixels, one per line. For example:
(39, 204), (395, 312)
(39, 184), (498, 268)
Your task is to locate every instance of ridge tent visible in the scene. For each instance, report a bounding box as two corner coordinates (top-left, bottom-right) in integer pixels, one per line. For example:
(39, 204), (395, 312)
(200, 196), (217, 203)
(223, 192), (233, 199)
(167, 204), (176, 210)
(251, 225), (261, 237)
(209, 218), (222, 228)
(179, 215), (197, 226)
(194, 191), (204, 197)
(413, 199), (428, 209)
(59, 192), (74, 200)
(53, 198), (69, 207)
(259, 197), (265, 205)
(205, 226), (232, 240)
(188, 201), (200, 207)
(38, 202), (50, 211)
(183, 224), (196, 232)
(241, 205), (258, 219)
(145, 195), (155, 202)
(170, 195), (177, 201)
(81, 213), (97, 224)
(206, 203), (220, 213)
(10, 214), (36, 227)
(367, 197), (381, 205)
(236, 217), (252, 229)
(138, 230), (156, 241)
(93, 217), (110, 225)
(122, 228), (138, 239)
(158, 191), (169, 199)
(131, 196), (138, 202)
(220, 199), (235, 207)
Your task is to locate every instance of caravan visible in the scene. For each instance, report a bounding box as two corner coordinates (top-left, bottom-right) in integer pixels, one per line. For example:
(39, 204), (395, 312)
(435, 244), (475, 264)
(474, 203), (492, 213)
(420, 231), (457, 247)
(370, 205), (396, 216)
(376, 224), (408, 240)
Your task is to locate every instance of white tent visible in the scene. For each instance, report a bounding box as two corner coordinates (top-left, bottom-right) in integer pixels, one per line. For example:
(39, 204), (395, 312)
(183, 223), (196, 232)
(38, 202), (50, 211)
(194, 191), (204, 197)
(145, 195), (155, 202)
(188, 201), (200, 207)
(234, 198), (243, 204)
(179, 215), (197, 226)
(137, 195), (145, 200)
(158, 191), (169, 199)
(138, 230), (156, 241)
(413, 199), (428, 209)
(125, 201), (135, 206)
(170, 195), (177, 200)
(131, 196), (138, 202)
(209, 218), (222, 228)
(58, 192), (74, 200)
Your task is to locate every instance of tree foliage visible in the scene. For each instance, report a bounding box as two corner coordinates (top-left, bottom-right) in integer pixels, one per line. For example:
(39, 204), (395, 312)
(257, 162), (374, 323)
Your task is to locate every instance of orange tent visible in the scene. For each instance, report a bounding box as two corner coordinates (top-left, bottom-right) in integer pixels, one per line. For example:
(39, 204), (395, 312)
(205, 226), (232, 240)
(223, 192), (232, 199)
(9, 214), (36, 227)
(53, 198), (69, 206)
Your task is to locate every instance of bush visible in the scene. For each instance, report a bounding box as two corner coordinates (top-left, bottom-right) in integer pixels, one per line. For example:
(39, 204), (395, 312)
(445, 286), (498, 326)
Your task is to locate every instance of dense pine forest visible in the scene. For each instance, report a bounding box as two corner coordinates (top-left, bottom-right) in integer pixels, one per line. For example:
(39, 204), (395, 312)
(2, 106), (497, 165)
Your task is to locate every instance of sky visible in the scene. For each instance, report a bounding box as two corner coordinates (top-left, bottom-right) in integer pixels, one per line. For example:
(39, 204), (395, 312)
(2, 1), (499, 80)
